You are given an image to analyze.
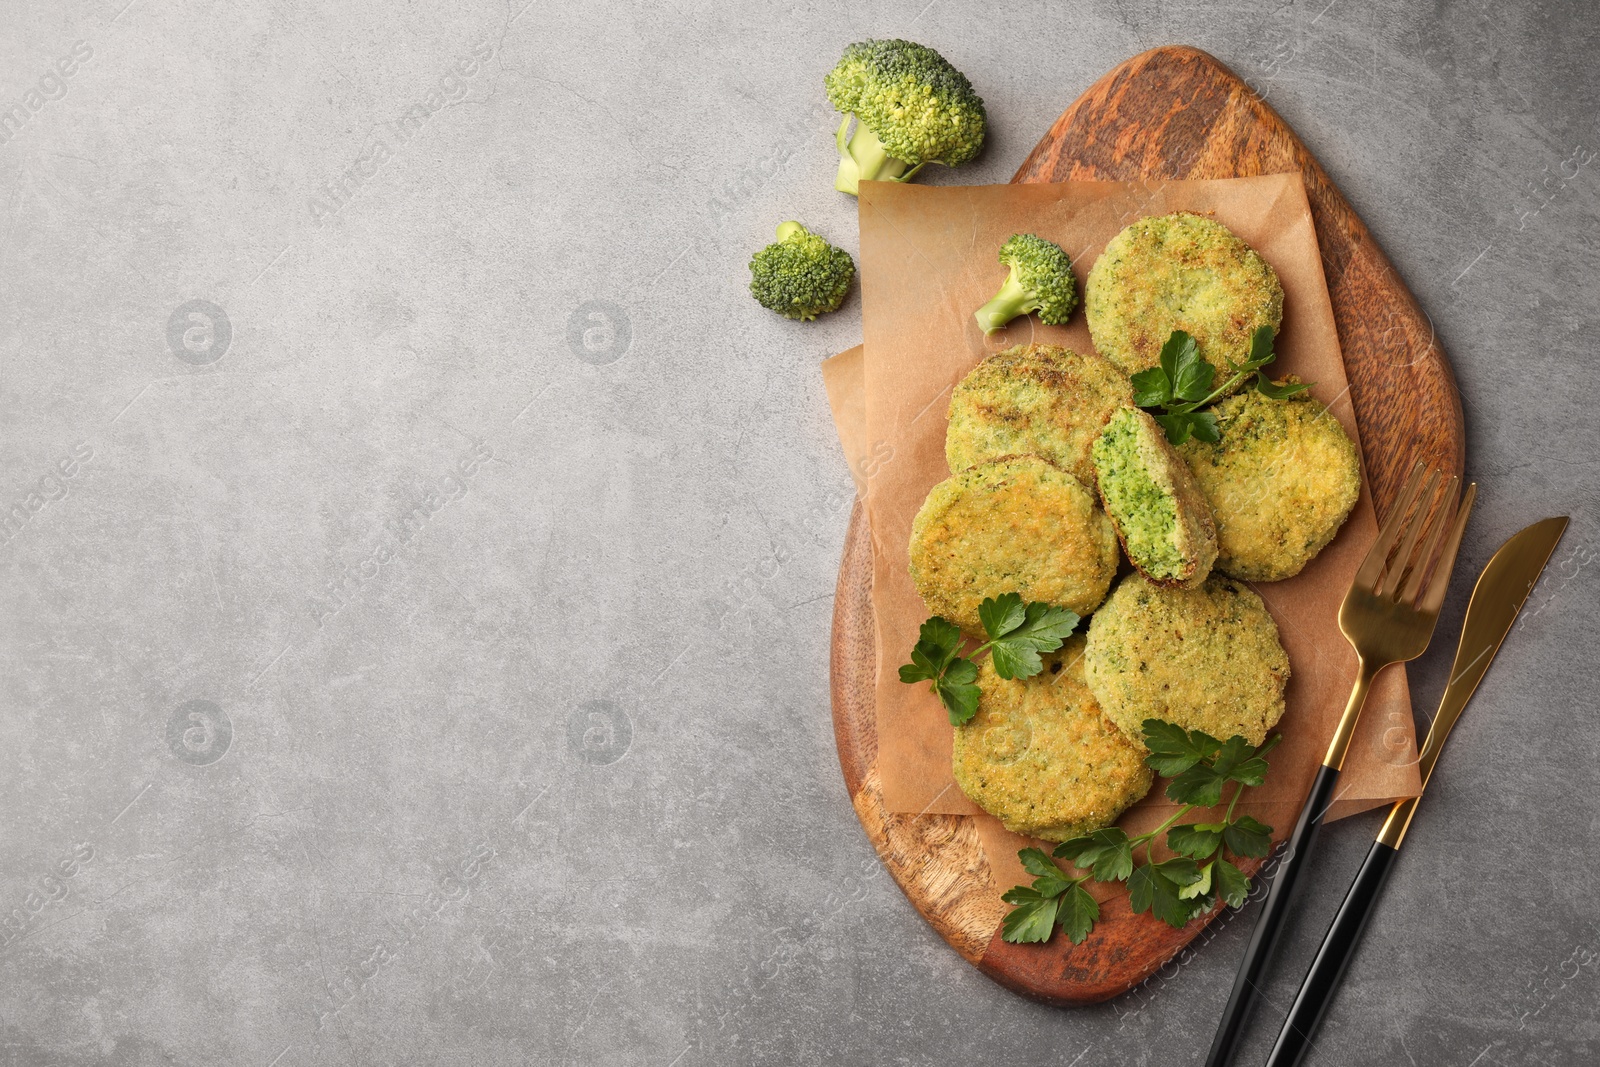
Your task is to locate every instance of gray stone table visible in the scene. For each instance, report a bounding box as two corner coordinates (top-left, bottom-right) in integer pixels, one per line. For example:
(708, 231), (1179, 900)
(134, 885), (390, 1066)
(2, 1), (1596, 1064)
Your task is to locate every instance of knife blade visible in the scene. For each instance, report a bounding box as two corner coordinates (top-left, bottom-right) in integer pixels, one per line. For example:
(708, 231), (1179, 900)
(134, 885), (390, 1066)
(1378, 513), (1569, 846)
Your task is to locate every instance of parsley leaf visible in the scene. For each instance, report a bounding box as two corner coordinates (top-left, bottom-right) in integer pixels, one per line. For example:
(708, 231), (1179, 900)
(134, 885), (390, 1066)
(897, 617), (982, 724)
(1169, 339), (1215, 402)
(1167, 822), (1224, 861)
(1133, 326), (1310, 445)
(1167, 762), (1229, 807)
(1142, 720), (1222, 776)
(1129, 862), (1199, 928)
(901, 597), (1079, 723)
(987, 601), (1080, 680)
(1248, 323), (1275, 363)
(1160, 330), (1198, 387)
(1018, 848), (1073, 898)
(933, 657), (981, 724)
(1126, 864), (1163, 916)
(898, 617), (963, 683)
(1214, 858), (1251, 908)
(1256, 374), (1312, 400)
(1177, 860), (1215, 901)
(1054, 827), (1134, 883)
(1190, 902), (1217, 924)
(1057, 883), (1100, 945)
(1051, 839), (1090, 868)
(1222, 815), (1273, 859)
(978, 592), (1027, 641)
(1186, 410), (1221, 444)
(1130, 366), (1172, 408)
(1213, 736), (1270, 785)
(1001, 848), (1100, 945)
(1155, 857), (1204, 887)
(1153, 412), (1198, 446)
(1000, 887), (1060, 943)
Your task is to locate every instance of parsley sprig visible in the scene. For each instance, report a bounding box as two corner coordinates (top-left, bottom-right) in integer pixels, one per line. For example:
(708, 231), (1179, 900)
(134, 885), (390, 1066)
(898, 593), (1080, 725)
(1001, 721), (1282, 945)
(1130, 327), (1311, 445)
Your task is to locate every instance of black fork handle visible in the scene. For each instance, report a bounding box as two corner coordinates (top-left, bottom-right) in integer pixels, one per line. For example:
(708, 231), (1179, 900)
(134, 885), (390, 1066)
(1203, 763), (1342, 1067)
(1264, 836), (1399, 1066)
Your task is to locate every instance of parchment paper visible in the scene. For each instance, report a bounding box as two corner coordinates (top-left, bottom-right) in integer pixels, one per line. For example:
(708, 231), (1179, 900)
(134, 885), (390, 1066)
(824, 173), (1423, 889)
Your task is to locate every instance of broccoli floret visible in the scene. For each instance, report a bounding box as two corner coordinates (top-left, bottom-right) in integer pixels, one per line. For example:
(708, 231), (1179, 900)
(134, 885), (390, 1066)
(825, 39), (986, 197)
(973, 233), (1079, 334)
(749, 221), (856, 321)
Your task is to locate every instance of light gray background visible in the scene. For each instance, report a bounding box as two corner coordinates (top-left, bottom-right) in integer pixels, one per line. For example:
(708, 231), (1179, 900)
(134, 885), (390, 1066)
(2, 0), (1597, 1064)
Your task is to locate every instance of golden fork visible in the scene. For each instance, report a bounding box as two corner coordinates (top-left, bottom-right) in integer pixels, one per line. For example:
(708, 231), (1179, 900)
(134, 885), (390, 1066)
(1205, 461), (1477, 1067)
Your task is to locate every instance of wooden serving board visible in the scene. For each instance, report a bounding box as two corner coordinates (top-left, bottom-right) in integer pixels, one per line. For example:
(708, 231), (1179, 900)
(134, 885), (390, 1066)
(829, 46), (1466, 1004)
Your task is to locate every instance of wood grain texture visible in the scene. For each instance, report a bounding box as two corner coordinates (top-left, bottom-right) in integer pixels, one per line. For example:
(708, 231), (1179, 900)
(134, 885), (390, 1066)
(851, 762), (1008, 964)
(830, 499), (877, 801)
(829, 46), (1467, 1005)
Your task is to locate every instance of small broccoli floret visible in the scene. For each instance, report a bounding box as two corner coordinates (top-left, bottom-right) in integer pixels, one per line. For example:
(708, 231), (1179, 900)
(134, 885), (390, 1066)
(973, 233), (1079, 335)
(825, 39), (987, 197)
(749, 221), (856, 321)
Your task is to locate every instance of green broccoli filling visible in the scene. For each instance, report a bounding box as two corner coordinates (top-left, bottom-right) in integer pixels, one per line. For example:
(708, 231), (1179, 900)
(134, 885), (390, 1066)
(1094, 416), (1184, 579)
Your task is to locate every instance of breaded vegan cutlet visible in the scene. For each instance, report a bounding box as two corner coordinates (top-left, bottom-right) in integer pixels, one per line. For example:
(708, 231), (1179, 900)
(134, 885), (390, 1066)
(1085, 572), (1289, 748)
(1091, 406), (1218, 587)
(909, 455), (1118, 635)
(1179, 385), (1363, 582)
(1086, 212), (1284, 387)
(945, 343), (1133, 482)
(952, 635), (1152, 842)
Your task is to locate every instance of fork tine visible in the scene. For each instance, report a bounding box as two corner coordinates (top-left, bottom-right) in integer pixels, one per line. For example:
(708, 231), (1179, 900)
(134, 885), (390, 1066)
(1355, 461), (1428, 588)
(1377, 469), (1441, 597)
(1400, 475), (1459, 604)
(1419, 482), (1478, 614)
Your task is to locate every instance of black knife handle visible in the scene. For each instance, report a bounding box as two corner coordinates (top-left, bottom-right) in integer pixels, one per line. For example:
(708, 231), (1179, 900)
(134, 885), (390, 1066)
(1204, 762), (1341, 1067)
(1264, 837), (1400, 1066)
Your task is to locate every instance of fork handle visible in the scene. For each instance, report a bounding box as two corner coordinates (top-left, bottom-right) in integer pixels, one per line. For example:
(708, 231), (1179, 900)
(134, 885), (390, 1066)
(1264, 837), (1399, 1067)
(1203, 763), (1341, 1067)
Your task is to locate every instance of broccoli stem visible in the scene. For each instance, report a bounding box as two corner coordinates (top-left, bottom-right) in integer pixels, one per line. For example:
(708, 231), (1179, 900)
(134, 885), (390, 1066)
(834, 116), (923, 196)
(973, 270), (1039, 334)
